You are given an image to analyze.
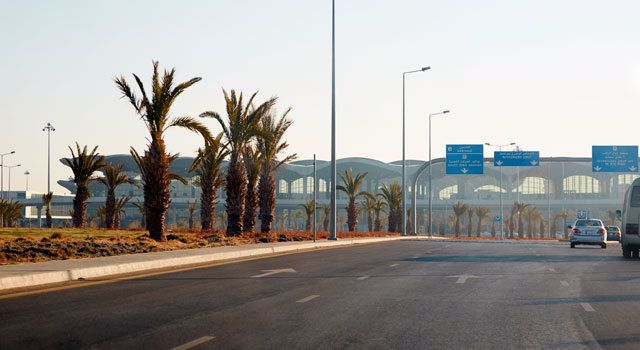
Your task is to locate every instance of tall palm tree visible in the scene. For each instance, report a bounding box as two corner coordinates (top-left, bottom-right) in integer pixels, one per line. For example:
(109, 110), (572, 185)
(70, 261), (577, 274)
(475, 206), (491, 237)
(452, 201), (469, 237)
(42, 192), (53, 228)
(378, 181), (402, 233)
(243, 146), (261, 233)
(202, 89), (276, 236)
(115, 60), (211, 241)
(133, 199), (146, 229)
(467, 210), (474, 237)
(524, 206), (541, 238)
(256, 109), (296, 234)
(95, 163), (135, 229)
(360, 197), (377, 232)
(63, 143), (105, 228)
(114, 196), (131, 229)
(322, 205), (331, 232)
(337, 169), (374, 232)
(373, 200), (387, 232)
(298, 199), (315, 231)
(187, 200), (198, 229)
(510, 201), (529, 238)
(189, 132), (228, 232)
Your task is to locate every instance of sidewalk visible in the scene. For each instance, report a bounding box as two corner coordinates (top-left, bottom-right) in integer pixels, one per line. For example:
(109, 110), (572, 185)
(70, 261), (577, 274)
(0, 236), (432, 291)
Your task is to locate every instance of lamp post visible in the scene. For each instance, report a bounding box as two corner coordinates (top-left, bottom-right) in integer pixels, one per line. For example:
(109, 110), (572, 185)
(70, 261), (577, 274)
(428, 110), (450, 236)
(24, 170), (30, 192)
(514, 145), (522, 202)
(484, 142), (515, 240)
(329, 0), (337, 240)
(4, 164), (21, 199)
(0, 151), (15, 200)
(402, 66), (430, 236)
(43, 122), (55, 194)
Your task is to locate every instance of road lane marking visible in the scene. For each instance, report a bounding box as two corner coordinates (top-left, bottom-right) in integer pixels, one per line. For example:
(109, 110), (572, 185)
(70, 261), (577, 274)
(390, 263), (399, 267)
(170, 336), (215, 350)
(560, 281), (569, 286)
(357, 275), (370, 281)
(251, 268), (296, 278)
(549, 268), (556, 272)
(296, 295), (320, 303)
(448, 274), (480, 284)
(581, 303), (596, 312)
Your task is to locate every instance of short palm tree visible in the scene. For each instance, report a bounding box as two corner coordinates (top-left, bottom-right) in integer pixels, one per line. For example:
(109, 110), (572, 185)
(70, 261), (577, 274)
(243, 146), (261, 233)
(256, 109), (296, 234)
(378, 181), (402, 232)
(187, 200), (198, 229)
(322, 205), (331, 232)
(190, 132), (227, 232)
(452, 201), (469, 237)
(373, 200), (387, 232)
(114, 196), (131, 229)
(558, 209), (570, 239)
(337, 169), (374, 232)
(524, 206), (541, 238)
(95, 163), (135, 229)
(115, 60), (211, 241)
(360, 197), (377, 232)
(512, 201), (530, 238)
(63, 143), (105, 228)
(133, 199), (146, 229)
(474, 206), (491, 237)
(202, 89), (276, 236)
(96, 205), (106, 228)
(42, 192), (53, 228)
(0, 199), (24, 227)
(467, 210), (474, 237)
(298, 199), (315, 231)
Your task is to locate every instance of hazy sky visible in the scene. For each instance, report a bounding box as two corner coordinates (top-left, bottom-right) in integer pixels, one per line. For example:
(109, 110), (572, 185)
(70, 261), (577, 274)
(2, 0), (640, 194)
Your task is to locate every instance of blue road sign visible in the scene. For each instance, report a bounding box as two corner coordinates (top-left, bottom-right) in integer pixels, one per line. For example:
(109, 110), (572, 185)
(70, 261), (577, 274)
(446, 144), (483, 175)
(592, 146), (638, 173)
(494, 216), (502, 222)
(494, 151), (540, 167)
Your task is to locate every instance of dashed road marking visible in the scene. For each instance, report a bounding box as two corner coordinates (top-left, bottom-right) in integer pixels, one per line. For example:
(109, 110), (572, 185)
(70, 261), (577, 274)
(549, 268), (556, 272)
(580, 302), (596, 312)
(560, 281), (569, 286)
(170, 336), (215, 350)
(296, 295), (320, 304)
(390, 263), (399, 267)
(357, 275), (370, 281)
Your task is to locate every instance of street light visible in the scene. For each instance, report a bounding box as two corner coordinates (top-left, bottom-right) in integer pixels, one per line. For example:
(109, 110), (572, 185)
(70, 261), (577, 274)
(4, 164), (21, 198)
(43, 122), (55, 194)
(428, 110), (450, 236)
(329, 0), (337, 240)
(0, 150), (16, 200)
(484, 142), (515, 240)
(402, 66), (430, 236)
(24, 170), (30, 192)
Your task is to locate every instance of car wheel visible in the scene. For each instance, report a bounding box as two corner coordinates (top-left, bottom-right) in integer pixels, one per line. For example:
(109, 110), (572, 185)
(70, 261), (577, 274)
(570, 242), (575, 248)
(623, 245), (632, 258)
(633, 248), (640, 259)
(601, 243), (607, 249)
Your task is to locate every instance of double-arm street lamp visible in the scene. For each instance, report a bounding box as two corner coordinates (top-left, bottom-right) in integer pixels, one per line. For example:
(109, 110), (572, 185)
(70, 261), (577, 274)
(0, 150), (16, 200)
(402, 66), (430, 236)
(484, 142), (515, 240)
(4, 164), (21, 198)
(428, 110), (450, 236)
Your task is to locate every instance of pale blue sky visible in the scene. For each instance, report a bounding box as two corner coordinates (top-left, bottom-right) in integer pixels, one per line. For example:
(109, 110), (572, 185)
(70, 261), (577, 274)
(2, 0), (640, 194)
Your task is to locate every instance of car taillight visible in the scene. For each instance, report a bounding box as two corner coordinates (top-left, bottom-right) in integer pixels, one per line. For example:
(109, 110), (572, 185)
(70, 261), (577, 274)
(572, 228), (581, 234)
(626, 224), (639, 235)
(597, 229), (605, 234)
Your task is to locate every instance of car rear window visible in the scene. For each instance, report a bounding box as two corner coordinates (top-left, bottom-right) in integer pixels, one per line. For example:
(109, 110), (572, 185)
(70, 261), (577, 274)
(605, 226), (620, 232)
(632, 186), (640, 207)
(575, 220), (602, 227)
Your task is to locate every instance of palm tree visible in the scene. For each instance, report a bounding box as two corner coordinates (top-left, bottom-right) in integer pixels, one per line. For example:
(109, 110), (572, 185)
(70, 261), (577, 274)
(475, 206), (491, 237)
(187, 200), (198, 229)
(373, 200), (387, 232)
(115, 60), (211, 241)
(256, 109), (296, 234)
(133, 199), (146, 229)
(539, 219), (546, 238)
(63, 143), (105, 228)
(467, 210), (474, 237)
(298, 199), (315, 231)
(510, 201), (529, 238)
(452, 201), (469, 237)
(558, 209), (570, 239)
(42, 192), (53, 228)
(360, 197), (377, 232)
(96, 205), (106, 228)
(189, 132), (228, 232)
(95, 163), (135, 229)
(86, 213), (96, 228)
(202, 89), (276, 236)
(606, 209), (620, 226)
(243, 146), (261, 233)
(113, 196), (131, 229)
(378, 181), (402, 232)
(0, 200), (24, 227)
(524, 206), (540, 238)
(322, 205), (331, 231)
(337, 169), (374, 232)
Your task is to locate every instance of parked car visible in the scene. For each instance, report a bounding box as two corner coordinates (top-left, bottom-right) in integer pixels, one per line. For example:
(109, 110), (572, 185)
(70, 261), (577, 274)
(605, 226), (621, 241)
(619, 178), (640, 258)
(568, 219), (607, 248)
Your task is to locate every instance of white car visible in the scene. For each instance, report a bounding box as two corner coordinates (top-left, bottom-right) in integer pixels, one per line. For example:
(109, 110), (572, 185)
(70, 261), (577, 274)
(569, 219), (607, 248)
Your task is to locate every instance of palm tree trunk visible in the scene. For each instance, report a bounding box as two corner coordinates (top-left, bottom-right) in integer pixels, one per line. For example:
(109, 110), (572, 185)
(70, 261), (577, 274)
(347, 199), (358, 232)
(225, 155), (245, 236)
(323, 213), (330, 232)
(145, 138), (171, 241)
(243, 181), (258, 233)
(46, 207), (52, 228)
(72, 185), (90, 228)
(367, 212), (373, 232)
(374, 213), (381, 232)
(258, 162), (275, 234)
(114, 213), (120, 229)
(305, 217), (311, 231)
(455, 217), (461, 237)
(200, 175), (215, 231)
(477, 219), (483, 237)
(518, 215), (525, 239)
(491, 220), (496, 237)
(105, 190), (115, 229)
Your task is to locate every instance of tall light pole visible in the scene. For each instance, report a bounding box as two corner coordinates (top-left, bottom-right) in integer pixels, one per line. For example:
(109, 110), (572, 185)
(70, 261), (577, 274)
(0, 150), (15, 200)
(514, 145), (522, 202)
(5, 164), (21, 198)
(43, 122), (55, 194)
(484, 142), (515, 240)
(428, 110), (450, 236)
(329, 0), (338, 240)
(402, 66), (430, 236)
(24, 170), (30, 192)
(313, 154), (317, 242)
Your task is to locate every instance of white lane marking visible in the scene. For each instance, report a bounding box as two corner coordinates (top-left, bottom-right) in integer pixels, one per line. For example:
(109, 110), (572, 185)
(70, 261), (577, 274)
(170, 336), (215, 350)
(357, 275), (370, 281)
(549, 268), (556, 272)
(448, 274), (480, 284)
(296, 295), (320, 303)
(560, 281), (569, 286)
(251, 268), (296, 278)
(390, 263), (399, 267)
(581, 303), (596, 312)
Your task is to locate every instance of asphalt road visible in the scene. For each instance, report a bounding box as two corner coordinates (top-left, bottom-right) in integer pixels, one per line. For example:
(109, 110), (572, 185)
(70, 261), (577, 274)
(1, 239), (639, 349)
